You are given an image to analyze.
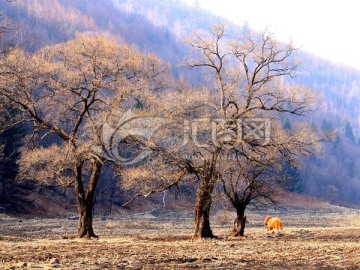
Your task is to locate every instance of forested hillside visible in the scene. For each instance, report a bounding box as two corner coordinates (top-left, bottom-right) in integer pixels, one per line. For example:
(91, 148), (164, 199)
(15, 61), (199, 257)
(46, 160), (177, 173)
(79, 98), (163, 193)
(1, 0), (360, 215)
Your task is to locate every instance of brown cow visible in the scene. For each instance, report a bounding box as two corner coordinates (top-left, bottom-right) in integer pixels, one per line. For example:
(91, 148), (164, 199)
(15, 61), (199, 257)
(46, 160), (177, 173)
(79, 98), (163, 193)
(264, 215), (283, 233)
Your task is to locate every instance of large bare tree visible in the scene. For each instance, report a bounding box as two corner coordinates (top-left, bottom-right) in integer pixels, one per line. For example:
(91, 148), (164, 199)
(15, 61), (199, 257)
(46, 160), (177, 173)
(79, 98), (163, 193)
(0, 34), (169, 237)
(181, 23), (321, 239)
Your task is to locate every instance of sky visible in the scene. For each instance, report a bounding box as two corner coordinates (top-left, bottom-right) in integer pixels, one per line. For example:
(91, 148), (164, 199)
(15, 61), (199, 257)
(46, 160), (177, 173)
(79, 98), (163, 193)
(184, 0), (360, 70)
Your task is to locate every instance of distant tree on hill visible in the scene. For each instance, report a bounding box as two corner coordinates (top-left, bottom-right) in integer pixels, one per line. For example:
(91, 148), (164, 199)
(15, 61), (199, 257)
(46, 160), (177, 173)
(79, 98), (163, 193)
(333, 132), (342, 151)
(321, 119), (333, 131)
(281, 162), (303, 193)
(283, 118), (292, 130)
(345, 121), (355, 143)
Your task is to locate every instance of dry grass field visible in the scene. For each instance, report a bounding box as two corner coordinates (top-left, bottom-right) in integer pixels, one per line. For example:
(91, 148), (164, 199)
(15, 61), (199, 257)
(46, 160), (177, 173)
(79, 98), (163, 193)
(1, 206), (360, 270)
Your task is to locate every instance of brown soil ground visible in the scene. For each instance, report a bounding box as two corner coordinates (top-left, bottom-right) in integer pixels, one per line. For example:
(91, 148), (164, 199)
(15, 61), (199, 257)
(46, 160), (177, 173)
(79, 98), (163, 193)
(1, 206), (360, 270)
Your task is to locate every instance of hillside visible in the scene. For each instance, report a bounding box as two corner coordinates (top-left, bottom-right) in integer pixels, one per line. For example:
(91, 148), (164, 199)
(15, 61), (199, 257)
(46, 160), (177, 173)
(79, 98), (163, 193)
(1, 0), (360, 214)
(3, 0), (360, 126)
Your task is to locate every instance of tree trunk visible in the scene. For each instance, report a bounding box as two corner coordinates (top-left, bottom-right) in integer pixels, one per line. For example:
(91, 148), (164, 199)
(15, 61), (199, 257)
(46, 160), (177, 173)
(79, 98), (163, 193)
(229, 207), (246, 237)
(0, 181), (5, 203)
(75, 159), (102, 238)
(192, 180), (216, 240)
(77, 202), (97, 238)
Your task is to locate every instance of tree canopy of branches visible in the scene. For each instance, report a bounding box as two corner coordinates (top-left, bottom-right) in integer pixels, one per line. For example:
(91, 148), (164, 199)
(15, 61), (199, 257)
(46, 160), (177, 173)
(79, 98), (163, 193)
(184, 23), (321, 238)
(0, 34), (169, 238)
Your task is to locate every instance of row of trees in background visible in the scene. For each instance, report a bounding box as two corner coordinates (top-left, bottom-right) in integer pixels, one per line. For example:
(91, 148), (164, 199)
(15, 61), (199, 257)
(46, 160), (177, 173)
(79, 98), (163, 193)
(0, 9), (27, 209)
(300, 119), (360, 205)
(277, 116), (360, 206)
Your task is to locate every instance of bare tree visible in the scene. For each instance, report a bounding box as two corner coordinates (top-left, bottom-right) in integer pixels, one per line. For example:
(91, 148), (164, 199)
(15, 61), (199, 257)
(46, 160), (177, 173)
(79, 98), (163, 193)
(180, 23), (320, 239)
(220, 160), (274, 237)
(0, 34), (169, 237)
(220, 122), (320, 236)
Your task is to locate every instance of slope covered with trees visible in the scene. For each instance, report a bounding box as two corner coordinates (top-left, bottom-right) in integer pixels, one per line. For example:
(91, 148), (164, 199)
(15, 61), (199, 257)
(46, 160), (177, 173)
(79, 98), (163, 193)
(1, 0), (360, 214)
